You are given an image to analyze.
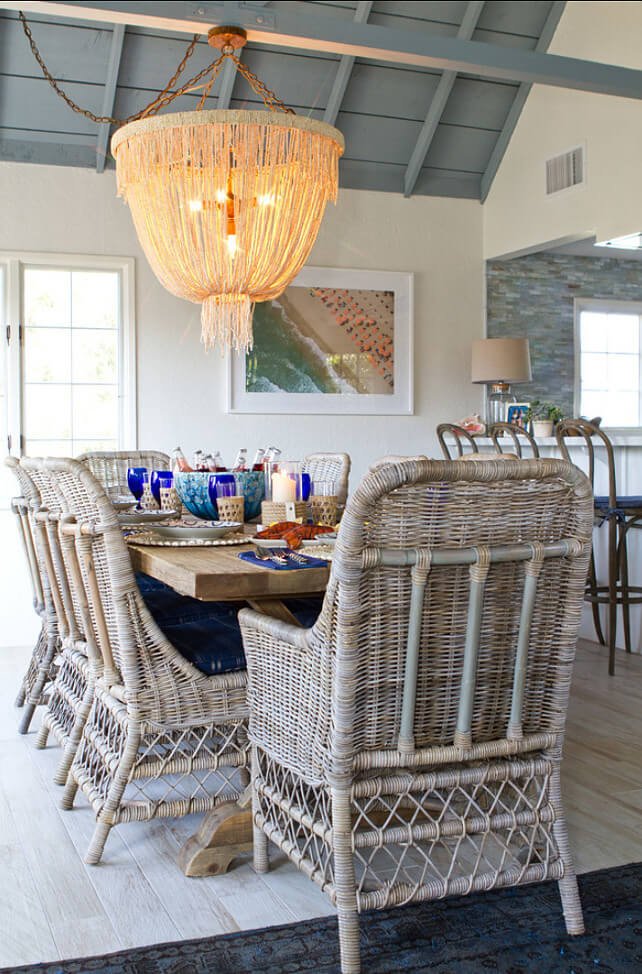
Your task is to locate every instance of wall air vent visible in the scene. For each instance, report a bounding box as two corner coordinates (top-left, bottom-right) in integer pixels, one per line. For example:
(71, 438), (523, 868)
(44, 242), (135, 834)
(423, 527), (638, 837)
(546, 147), (584, 195)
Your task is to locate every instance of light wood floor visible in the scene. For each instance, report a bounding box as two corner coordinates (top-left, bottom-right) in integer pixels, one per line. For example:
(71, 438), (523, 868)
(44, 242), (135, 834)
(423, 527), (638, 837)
(0, 640), (640, 968)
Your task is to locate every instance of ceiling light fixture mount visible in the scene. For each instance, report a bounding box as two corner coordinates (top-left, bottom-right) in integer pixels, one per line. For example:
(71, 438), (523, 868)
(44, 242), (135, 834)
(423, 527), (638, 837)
(207, 25), (248, 51)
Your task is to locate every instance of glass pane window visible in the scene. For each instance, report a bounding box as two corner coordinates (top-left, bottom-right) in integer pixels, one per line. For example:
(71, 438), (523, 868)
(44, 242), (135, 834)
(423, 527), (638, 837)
(21, 263), (126, 455)
(578, 306), (642, 427)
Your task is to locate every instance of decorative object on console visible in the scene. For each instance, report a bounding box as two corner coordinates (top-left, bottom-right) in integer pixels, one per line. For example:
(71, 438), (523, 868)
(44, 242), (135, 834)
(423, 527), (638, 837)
(471, 337), (532, 426)
(526, 400), (564, 437)
(505, 402), (530, 429)
(457, 414), (486, 434)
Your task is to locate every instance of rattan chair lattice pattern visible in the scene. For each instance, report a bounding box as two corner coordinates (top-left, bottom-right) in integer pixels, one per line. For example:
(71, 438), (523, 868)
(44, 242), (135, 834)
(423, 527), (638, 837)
(6, 457), (57, 734)
(240, 457), (593, 974)
(303, 453), (351, 507)
(44, 457), (249, 864)
(76, 449), (170, 499)
(20, 459), (98, 785)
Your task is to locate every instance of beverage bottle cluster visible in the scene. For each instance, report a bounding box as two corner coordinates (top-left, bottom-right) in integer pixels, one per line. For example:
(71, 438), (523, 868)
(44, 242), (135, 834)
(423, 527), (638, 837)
(171, 446), (281, 474)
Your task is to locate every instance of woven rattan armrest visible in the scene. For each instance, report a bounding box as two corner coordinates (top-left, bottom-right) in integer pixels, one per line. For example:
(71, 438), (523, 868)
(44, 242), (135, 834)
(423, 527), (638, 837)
(238, 607), (311, 651)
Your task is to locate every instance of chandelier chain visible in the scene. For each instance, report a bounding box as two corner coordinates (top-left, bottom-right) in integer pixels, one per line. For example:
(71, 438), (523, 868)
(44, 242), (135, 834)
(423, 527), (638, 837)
(18, 11), (295, 126)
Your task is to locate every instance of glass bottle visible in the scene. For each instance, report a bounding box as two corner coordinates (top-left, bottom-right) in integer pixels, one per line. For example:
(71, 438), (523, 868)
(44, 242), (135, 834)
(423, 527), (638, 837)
(212, 450), (227, 472)
(251, 448), (265, 472)
(231, 448), (248, 472)
(192, 449), (207, 472)
(171, 446), (193, 473)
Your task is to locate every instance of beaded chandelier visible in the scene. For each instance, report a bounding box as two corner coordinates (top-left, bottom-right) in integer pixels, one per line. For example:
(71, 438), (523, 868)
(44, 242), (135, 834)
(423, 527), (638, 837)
(111, 28), (344, 353)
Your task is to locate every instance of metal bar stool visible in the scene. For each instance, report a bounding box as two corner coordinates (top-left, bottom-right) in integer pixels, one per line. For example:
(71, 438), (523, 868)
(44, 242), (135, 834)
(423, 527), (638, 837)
(490, 422), (540, 459)
(436, 424), (480, 460)
(556, 419), (642, 674)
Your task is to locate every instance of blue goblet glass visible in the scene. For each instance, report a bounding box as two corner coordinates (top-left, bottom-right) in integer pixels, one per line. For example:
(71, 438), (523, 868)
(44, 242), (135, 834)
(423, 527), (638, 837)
(150, 469), (173, 506)
(300, 473), (311, 501)
(127, 466), (147, 511)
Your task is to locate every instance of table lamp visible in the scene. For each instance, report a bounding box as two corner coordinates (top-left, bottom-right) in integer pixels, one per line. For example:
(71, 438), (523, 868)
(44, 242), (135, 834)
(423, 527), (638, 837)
(471, 338), (532, 426)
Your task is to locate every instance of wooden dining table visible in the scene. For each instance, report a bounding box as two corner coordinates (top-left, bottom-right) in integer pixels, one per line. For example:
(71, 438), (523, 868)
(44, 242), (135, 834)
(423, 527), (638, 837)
(127, 531), (331, 877)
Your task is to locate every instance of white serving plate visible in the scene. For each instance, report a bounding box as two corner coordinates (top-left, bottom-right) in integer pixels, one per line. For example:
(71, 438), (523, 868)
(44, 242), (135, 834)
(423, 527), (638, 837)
(112, 496), (136, 511)
(118, 509), (179, 525)
(151, 521), (241, 540)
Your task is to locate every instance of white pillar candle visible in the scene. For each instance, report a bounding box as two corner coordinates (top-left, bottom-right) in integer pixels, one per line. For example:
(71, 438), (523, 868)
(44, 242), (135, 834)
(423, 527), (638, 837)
(272, 472), (297, 503)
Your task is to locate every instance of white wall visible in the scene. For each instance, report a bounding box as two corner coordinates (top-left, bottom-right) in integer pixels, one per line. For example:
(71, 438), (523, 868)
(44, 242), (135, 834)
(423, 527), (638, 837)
(484, 0), (642, 258)
(0, 160), (484, 646)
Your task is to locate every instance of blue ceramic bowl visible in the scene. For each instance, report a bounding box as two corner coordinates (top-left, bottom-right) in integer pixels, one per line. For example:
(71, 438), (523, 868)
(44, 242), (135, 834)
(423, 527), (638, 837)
(174, 470), (265, 521)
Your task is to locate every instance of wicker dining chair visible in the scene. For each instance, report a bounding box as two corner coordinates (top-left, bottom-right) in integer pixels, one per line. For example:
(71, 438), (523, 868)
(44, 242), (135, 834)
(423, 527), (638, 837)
(44, 457), (249, 864)
(240, 457), (593, 974)
(5, 457), (58, 734)
(303, 452), (351, 507)
(76, 449), (171, 499)
(490, 422), (540, 459)
(436, 423), (480, 459)
(20, 458), (99, 785)
(556, 419), (642, 674)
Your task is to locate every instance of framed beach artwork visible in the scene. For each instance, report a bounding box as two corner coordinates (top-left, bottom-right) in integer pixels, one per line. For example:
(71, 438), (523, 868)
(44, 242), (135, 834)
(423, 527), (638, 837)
(227, 267), (413, 414)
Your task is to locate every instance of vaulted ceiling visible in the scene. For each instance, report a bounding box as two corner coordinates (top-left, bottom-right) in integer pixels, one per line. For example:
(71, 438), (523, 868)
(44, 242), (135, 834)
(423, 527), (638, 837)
(0, 1), (639, 200)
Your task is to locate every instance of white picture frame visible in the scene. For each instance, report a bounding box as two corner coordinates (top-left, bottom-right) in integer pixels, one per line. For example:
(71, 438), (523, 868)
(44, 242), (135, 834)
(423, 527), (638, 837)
(227, 266), (414, 415)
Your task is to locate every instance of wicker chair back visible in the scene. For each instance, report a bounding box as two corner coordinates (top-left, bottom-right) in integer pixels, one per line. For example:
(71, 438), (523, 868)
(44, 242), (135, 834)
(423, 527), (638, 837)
(76, 449), (170, 499)
(303, 452), (351, 506)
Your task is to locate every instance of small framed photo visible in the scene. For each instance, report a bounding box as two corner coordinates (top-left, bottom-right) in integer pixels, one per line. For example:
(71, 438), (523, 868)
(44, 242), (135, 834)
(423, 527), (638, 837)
(506, 402), (530, 428)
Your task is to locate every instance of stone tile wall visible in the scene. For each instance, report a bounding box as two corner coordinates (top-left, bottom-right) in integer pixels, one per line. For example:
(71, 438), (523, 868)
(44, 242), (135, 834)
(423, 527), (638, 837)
(486, 252), (642, 418)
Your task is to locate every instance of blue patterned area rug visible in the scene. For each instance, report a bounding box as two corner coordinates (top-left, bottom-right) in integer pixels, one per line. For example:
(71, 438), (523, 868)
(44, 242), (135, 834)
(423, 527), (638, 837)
(4, 862), (641, 974)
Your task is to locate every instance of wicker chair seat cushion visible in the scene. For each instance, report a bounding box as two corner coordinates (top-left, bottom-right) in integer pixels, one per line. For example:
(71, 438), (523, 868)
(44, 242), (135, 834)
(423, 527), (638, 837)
(137, 574), (322, 676)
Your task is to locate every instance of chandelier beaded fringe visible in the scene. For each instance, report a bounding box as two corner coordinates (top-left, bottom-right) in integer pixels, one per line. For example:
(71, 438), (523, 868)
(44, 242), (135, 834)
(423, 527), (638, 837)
(112, 113), (343, 353)
(112, 111), (344, 353)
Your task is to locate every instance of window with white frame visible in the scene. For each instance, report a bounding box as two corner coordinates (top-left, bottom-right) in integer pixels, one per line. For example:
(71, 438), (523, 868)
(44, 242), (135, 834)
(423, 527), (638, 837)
(0, 253), (135, 458)
(576, 300), (642, 427)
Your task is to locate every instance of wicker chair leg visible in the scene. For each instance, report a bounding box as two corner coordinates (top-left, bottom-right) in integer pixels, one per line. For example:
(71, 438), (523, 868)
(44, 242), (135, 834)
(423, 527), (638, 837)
(618, 524), (632, 654)
(15, 686), (26, 708)
(587, 552), (605, 646)
(54, 742), (78, 787)
(54, 684), (96, 786)
(19, 631), (57, 734)
(84, 730), (140, 865)
(337, 910), (361, 974)
(34, 721), (50, 749)
(251, 748), (269, 873)
(550, 766), (585, 935)
(61, 774), (79, 811)
(253, 826), (269, 874)
(85, 819), (114, 865)
(332, 787), (361, 974)
(18, 703), (38, 736)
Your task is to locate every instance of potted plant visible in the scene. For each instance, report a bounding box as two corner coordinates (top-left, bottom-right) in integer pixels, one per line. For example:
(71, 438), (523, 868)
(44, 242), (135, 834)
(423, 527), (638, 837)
(526, 401), (563, 437)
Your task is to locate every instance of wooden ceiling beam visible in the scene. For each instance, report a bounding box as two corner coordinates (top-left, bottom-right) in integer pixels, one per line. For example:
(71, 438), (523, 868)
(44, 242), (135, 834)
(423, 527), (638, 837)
(95, 22), (124, 172)
(6, 1), (642, 100)
(403, 0), (485, 199)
